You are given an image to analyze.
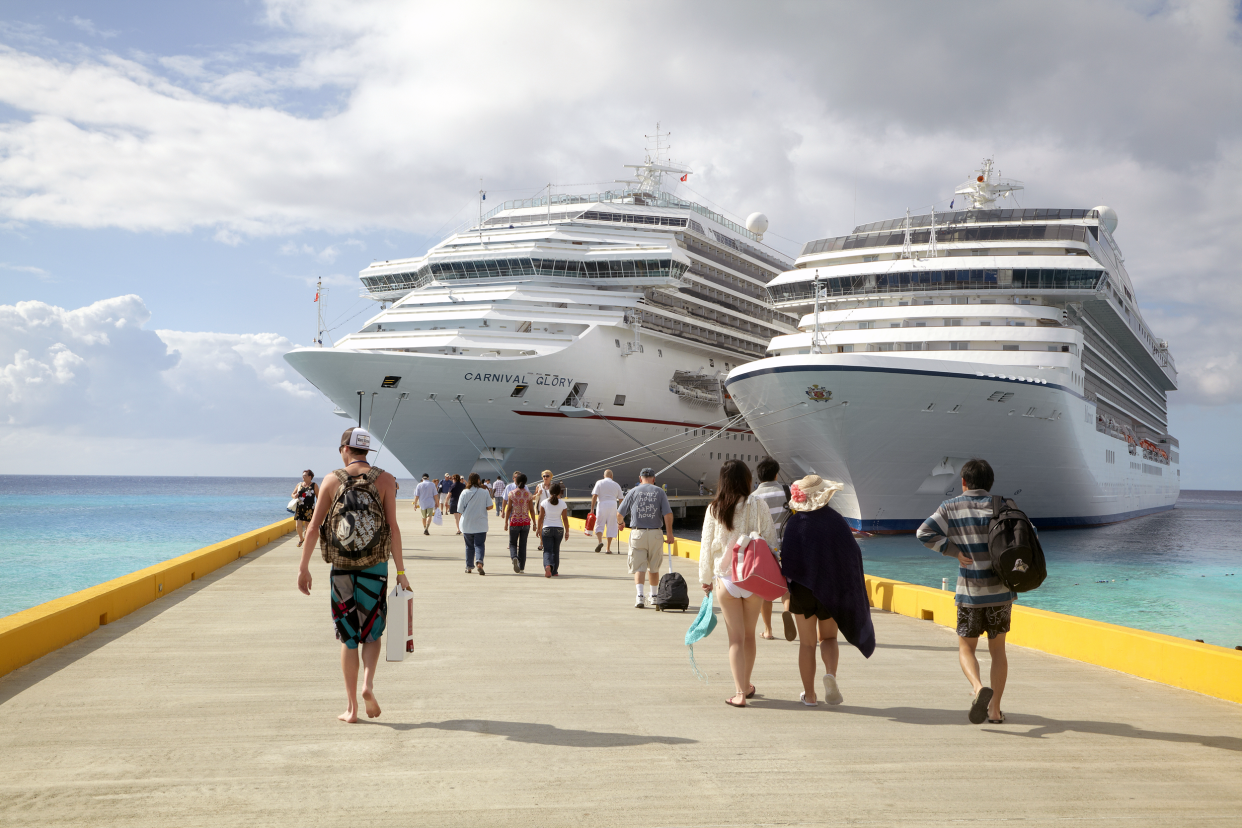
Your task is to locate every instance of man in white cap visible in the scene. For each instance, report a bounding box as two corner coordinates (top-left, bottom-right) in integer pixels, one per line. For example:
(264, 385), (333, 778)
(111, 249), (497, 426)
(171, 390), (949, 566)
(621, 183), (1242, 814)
(589, 469), (623, 554)
(413, 473), (438, 536)
(298, 426), (410, 724)
(617, 467), (674, 608)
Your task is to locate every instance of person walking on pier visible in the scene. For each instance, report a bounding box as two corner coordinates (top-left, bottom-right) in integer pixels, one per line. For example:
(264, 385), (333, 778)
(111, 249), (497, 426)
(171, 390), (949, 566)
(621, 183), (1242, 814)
(590, 469), (623, 554)
(449, 474), (466, 535)
(534, 470), (556, 551)
(414, 473), (438, 536)
(438, 472), (454, 518)
(504, 472), (537, 573)
(917, 458), (1014, 725)
(291, 470), (319, 547)
(457, 472), (494, 575)
(297, 426), (409, 724)
(779, 475), (876, 706)
(698, 459), (777, 707)
(618, 467), (674, 608)
(492, 475), (507, 519)
(753, 457), (793, 640)
(538, 481), (570, 577)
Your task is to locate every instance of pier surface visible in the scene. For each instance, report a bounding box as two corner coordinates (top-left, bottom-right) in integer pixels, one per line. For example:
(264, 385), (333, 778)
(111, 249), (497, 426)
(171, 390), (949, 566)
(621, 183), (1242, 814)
(2, 503), (1241, 827)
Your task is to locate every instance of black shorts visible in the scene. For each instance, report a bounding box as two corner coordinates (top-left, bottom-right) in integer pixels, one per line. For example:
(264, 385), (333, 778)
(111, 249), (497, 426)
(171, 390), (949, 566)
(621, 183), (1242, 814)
(956, 604), (1012, 639)
(787, 581), (832, 621)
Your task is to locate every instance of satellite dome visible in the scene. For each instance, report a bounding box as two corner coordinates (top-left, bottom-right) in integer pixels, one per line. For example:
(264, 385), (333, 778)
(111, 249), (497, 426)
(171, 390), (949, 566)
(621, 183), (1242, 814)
(1093, 205), (1118, 235)
(745, 212), (769, 238)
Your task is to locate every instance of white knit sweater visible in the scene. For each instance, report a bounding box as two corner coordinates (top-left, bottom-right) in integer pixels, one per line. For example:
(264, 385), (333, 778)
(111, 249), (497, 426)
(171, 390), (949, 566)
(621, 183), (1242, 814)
(698, 495), (778, 586)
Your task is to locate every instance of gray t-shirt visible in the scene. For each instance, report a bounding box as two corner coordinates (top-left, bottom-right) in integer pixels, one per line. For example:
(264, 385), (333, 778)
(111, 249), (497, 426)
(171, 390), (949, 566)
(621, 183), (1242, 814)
(618, 483), (672, 529)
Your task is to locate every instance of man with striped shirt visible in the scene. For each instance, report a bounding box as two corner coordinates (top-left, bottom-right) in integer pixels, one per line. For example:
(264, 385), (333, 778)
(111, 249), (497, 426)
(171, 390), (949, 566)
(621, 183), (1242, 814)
(917, 458), (1013, 725)
(754, 457), (796, 641)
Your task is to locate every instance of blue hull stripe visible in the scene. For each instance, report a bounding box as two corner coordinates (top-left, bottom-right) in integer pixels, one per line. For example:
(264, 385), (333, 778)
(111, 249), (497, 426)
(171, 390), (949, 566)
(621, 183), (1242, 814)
(850, 502), (1175, 534)
(725, 362), (1085, 401)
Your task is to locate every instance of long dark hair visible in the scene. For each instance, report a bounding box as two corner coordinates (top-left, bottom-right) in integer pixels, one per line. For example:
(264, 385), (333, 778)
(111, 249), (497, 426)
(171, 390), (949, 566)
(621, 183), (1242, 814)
(515, 472), (528, 488)
(467, 472), (481, 489)
(549, 482), (562, 506)
(710, 459), (752, 532)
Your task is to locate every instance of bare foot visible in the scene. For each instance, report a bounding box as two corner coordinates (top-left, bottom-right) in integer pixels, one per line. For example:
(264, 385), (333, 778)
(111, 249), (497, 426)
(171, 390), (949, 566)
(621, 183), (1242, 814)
(338, 708), (358, 723)
(760, 631), (775, 640)
(362, 689), (381, 719)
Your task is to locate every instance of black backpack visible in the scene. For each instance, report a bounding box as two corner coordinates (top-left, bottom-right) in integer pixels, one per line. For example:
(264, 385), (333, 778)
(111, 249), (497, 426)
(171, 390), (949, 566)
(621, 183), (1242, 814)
(987, 496), (1047, 593)
(653, 544), (690, 612)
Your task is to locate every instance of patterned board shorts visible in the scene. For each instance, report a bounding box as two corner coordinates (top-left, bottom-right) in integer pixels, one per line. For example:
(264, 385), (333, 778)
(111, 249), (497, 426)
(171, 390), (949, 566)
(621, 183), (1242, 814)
(330, 563), (388, 649)
(956, 603), (1012, 639)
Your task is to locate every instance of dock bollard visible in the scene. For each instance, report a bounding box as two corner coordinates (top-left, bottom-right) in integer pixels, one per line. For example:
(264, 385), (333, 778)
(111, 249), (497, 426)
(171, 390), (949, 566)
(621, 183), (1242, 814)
(942, 578), (949, 591)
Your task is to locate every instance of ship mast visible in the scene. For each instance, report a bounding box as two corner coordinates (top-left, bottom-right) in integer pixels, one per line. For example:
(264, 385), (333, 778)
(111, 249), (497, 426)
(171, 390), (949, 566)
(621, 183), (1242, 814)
(954, 158), (1024, 209)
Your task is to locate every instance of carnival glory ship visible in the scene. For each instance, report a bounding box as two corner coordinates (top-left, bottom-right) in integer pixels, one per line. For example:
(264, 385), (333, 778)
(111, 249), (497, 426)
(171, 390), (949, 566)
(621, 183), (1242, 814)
(725, 160), (1180, 530)
(285, 157), (797, 489)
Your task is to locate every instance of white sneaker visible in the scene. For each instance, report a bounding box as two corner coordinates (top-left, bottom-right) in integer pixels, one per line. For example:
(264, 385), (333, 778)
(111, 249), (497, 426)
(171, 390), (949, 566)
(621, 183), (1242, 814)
(823, 674), (843, 705)
(635, 596), (645, 608)
(647, 594), (659, 608)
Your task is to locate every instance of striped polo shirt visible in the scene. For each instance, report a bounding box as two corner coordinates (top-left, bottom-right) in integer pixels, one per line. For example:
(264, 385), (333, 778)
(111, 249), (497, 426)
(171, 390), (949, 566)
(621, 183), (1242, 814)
(753, 481), (790, 553)
(916, 489), (1016, 607)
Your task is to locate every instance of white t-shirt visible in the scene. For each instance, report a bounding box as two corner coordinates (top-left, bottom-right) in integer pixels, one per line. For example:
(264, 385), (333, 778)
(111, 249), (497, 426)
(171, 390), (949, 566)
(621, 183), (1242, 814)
(591, 477), (623, 509)
(414, 479), (438, 508)
(540, 498), (569, 526)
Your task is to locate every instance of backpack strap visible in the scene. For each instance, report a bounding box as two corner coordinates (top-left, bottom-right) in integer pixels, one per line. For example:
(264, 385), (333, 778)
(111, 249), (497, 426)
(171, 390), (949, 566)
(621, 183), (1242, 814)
(992, 495), (1002, 520)
(781, 483), (792, 510)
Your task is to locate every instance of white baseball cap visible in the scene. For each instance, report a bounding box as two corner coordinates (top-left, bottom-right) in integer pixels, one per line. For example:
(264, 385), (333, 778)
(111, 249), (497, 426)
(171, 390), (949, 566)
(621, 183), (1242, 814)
(340, 427), (376, 452)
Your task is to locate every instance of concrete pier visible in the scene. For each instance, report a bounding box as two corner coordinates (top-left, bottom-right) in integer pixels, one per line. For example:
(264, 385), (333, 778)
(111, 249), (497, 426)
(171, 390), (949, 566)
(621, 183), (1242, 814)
(2, 502), (1241, 827)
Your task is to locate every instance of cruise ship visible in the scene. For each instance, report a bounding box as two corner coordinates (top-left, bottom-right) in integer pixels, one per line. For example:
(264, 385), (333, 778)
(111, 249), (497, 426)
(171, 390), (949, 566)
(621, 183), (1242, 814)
(724, 160), (1180, 530)
(285, 157), (798, 490)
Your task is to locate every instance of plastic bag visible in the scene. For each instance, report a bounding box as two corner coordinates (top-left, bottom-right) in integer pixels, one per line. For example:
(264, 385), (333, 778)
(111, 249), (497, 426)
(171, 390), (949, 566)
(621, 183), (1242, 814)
(385, 585), (414, 662)
(432, 507), (443, 526)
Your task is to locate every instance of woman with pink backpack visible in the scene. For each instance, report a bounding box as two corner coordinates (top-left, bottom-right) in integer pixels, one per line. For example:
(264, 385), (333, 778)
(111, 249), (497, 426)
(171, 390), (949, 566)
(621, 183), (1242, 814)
(698, 459), (779, 708)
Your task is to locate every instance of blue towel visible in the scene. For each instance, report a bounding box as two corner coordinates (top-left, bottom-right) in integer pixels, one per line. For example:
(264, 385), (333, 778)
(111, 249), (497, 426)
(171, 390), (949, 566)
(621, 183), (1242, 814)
(685, 591), (718, 682)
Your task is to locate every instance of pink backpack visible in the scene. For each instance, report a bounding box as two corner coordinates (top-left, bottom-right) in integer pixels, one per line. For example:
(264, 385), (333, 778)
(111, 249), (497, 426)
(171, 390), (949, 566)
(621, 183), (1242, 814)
(731, 530), (786, 601)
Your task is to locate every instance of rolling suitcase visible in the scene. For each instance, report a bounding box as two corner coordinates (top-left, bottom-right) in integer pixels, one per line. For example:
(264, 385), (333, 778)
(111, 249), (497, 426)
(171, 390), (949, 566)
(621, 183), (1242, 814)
(653, 543), (690, 612)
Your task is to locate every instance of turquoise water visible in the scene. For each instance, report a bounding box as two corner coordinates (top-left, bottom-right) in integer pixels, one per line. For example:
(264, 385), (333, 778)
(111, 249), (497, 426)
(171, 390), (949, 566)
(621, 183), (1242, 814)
(2, 477), (1239, 648)
(0, 475), (416, 618)
(856, 490), (1242, 649)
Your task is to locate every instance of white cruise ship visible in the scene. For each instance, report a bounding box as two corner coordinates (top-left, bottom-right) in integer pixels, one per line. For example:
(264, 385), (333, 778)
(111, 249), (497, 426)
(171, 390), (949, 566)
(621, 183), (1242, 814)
(725, 160), (1180, 531)
(285, 158), (797, 490)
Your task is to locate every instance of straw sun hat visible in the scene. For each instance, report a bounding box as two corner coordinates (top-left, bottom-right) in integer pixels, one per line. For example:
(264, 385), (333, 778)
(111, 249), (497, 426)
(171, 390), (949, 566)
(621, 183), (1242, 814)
(789, 475), (845, 513)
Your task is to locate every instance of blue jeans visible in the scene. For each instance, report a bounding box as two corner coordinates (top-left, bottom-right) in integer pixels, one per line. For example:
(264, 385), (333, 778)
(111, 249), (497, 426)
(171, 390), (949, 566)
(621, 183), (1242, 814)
(464, 532), (486, 568)
(509, 524), (530, 570)
(542, 527), (563, 574)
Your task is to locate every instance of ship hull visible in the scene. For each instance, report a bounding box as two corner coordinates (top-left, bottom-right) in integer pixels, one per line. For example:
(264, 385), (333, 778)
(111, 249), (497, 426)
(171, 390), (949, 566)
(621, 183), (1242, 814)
(285, 325), (765, 493)
(725, 354), (1180, 531)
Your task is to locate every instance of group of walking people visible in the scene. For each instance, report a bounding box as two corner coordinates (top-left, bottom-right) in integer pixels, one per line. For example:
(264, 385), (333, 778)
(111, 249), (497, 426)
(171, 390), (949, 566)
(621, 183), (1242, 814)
(295, 424), (1014, 727)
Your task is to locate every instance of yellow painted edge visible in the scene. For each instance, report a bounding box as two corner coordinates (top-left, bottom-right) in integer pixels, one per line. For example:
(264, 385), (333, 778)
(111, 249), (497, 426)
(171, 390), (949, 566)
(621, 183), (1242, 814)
(0, 518), (295, 679)
(863, 574), (1242, 706)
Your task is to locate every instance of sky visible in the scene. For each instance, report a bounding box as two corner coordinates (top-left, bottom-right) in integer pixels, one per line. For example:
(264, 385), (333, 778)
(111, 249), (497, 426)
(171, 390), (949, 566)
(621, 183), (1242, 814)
(1, 0), (1240, 488)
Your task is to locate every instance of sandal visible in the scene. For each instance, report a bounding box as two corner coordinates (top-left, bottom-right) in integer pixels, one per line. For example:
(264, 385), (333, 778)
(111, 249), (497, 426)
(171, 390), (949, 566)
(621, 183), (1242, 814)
(987, 711), (1006, 724)
(760, 631), (776, 640)
(782, 610), (797, 642)
(724, 695), (747, 708)
(969, 687), (994, 724)
(746, 685), (756, 699)
(799, 692), (818, 707)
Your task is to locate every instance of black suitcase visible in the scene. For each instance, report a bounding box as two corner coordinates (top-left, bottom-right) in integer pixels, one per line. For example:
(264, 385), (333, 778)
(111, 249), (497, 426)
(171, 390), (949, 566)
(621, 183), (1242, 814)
(653, 543), (690, 612)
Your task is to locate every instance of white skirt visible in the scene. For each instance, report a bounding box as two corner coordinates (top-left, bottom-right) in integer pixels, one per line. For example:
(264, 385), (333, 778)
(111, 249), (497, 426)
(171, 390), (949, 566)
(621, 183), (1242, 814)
(718, 574), (754, 599)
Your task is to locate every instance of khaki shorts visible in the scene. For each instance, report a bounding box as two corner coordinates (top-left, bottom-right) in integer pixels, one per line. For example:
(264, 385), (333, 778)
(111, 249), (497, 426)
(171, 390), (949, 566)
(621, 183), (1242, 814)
(627, 528), (666, 574)
(420, 507), (435, 518)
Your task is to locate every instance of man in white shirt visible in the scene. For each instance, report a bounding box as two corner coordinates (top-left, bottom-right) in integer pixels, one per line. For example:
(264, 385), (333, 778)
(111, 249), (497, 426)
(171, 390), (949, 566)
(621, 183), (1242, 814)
(413, 473), (439, 536)
(590, 469), (624, 554)
(492, 475), (507, 518)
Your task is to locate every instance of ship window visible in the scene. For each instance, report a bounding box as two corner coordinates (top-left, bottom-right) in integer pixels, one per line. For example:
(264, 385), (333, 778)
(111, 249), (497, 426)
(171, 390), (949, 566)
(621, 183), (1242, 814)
(979, 321), (992, 326)
(511, 385), (528, 398)
(658, 349), (663, 357)
(950, 342), (969, 350)
(1003, 344), (1019, 351)
(858, 321), (873, 329)
(615, 339), (621, 348)
(946, 319), (963, 326)
(614, 395), (625, 406)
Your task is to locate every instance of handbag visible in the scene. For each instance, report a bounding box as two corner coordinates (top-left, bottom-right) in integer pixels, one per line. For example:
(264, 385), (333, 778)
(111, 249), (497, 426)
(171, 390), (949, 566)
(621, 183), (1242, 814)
(730, 501), (786, 600)
(584, 512), (597, 535)
(286, 498), (298, 514)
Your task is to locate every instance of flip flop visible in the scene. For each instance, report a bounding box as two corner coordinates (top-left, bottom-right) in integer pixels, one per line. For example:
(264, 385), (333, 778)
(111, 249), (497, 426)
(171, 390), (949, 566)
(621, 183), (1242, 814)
(969, 687), (994, 724)
(799, 692), (818, 707)
(760, 632), (776, 640)
(724, 696), (747, 708)
(746, 685), (756, 699)
(782, 610), (797, 642)
(987, 711), (1006, 724)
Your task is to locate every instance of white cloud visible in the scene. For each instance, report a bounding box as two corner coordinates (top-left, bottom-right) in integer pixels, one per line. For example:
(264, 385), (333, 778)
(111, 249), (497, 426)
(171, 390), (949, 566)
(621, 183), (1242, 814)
(65, 16), (118, 39)
(0, 262), (48, 276)
(0, 296), (357, 474)
(0, 1), (1240, 407)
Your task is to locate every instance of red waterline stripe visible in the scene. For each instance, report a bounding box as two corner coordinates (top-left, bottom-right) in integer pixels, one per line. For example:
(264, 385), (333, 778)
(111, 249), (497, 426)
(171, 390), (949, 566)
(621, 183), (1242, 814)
(513, 410), (752, 434)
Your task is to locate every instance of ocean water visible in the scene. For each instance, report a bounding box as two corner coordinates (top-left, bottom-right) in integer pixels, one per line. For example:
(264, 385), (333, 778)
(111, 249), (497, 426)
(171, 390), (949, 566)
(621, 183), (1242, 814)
(679, 490), (1241, 649)
(2, 478), (1239, 648)
(0, 475), (418, 618)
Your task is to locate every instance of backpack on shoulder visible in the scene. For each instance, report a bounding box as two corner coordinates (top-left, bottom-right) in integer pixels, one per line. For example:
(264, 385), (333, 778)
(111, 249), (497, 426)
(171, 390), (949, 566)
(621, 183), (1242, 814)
(320, 467), (389, 569)
(653, 543), (690, 612)
(988, 496), (1047, 593)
